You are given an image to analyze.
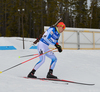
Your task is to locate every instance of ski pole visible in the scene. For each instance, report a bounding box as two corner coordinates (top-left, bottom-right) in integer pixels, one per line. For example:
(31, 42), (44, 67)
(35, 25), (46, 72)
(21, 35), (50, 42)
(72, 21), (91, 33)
(18, 50), (58, 58)
(18, 54), (38, 58)
(0, 48), (56, 74)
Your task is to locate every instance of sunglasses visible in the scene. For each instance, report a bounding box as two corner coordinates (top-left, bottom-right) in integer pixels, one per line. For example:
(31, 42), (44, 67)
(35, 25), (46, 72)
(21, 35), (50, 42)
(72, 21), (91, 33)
(57, 24), (65, 29)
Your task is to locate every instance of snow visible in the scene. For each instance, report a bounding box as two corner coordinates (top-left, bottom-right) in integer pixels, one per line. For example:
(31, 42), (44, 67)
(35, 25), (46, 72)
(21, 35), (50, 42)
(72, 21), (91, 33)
(0, 37), (100, 92)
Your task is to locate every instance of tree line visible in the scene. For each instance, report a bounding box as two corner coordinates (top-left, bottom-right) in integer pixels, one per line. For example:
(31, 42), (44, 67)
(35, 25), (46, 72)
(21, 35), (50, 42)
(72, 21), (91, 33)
(0, 0), (100, 38)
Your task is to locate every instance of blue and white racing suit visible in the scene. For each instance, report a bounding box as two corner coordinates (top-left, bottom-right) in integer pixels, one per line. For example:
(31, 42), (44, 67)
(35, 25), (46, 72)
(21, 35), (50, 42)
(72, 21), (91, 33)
(34, 27), (60, 70)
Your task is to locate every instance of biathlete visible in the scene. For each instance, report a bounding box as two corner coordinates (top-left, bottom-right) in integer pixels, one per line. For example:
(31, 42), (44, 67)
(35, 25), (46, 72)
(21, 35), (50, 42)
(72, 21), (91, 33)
(27, 22), (66, 79)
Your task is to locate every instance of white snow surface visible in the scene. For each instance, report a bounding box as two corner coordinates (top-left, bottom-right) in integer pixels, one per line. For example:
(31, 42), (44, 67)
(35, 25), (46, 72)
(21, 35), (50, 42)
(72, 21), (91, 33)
(0, 37), (100, 92)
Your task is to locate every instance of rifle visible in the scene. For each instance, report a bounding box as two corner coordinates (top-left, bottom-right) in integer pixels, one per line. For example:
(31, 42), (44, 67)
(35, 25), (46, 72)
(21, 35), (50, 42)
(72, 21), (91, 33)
(33, 18), (62, 45)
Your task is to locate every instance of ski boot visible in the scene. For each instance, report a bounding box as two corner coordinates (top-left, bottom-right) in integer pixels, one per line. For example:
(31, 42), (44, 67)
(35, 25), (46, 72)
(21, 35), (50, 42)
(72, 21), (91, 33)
(27, 69), (37, 78)
(46, 69), (57, 79)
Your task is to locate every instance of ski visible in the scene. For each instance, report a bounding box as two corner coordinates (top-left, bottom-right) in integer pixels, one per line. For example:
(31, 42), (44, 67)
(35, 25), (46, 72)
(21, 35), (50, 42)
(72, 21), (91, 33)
(23, 77), (95, 86)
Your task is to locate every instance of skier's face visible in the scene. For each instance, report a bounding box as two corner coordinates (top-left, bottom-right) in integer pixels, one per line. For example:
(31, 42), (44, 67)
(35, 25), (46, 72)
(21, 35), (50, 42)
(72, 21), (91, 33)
(58, 26), (64, 33)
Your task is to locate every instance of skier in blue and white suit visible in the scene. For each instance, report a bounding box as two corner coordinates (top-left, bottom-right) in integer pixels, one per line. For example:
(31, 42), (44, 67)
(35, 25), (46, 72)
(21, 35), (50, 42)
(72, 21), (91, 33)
(28, 22), (66, 79)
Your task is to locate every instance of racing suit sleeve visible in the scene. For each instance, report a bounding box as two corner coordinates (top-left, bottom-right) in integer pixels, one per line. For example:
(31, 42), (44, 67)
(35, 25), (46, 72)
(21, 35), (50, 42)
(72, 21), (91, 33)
(44, 27), (59, 45)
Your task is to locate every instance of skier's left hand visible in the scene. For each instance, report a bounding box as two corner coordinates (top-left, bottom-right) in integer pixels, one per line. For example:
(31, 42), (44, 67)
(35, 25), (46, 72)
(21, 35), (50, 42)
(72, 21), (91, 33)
(55, 43), (62, 52)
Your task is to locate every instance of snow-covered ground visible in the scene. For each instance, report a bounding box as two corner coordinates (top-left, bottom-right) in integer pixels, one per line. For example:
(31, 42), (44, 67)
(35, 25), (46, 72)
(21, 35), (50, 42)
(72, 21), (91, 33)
(0, 37), (100, 92)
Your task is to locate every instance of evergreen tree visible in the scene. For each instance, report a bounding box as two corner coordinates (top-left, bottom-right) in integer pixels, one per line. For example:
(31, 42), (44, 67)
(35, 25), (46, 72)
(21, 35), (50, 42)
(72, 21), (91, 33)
(0, 0), (100, 37)
(0, 0), (7, 36)
(46, 0), (59, 25)
(6, 0), (21, 36)
(73, 0), (88, 28)
(89, 0), (100, 28)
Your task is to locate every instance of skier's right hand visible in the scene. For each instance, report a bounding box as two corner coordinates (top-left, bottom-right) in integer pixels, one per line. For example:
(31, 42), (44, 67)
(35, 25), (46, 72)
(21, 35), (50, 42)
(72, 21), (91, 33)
(55, 43), (62, 52)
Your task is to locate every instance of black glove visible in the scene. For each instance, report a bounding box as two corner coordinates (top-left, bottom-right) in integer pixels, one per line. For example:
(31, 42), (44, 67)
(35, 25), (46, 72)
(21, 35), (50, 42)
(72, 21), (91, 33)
(55, 44), (62, 52)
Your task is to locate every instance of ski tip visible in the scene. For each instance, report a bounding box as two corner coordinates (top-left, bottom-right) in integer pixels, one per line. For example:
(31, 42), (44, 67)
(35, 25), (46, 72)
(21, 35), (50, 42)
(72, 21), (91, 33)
(18, 56), (20, 58)
(0, 71), (2, 74)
